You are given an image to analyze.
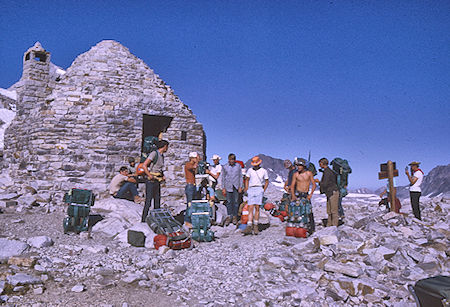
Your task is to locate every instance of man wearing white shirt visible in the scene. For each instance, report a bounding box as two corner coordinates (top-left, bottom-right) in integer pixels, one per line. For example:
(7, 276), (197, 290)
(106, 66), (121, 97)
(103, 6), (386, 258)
(405, 161), (424, 220)
(243, 156), (269, 235)
(206, 154), (222, 190)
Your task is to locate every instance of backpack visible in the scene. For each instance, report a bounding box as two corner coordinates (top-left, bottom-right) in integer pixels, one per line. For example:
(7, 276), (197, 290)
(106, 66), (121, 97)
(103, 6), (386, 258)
(197, 161), (210, 175)
(140, 136), (159, 163)
(306, 161), (317, 176)
(330, 158), (352, 197)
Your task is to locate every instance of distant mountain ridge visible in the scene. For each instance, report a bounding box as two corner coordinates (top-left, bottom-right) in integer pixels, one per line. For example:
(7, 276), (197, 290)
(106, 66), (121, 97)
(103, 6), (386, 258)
(244, 154), (288, 184)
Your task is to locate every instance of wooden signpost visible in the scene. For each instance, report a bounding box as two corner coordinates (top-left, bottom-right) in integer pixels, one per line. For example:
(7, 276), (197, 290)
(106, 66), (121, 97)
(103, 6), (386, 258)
(378, 161), (398, 212)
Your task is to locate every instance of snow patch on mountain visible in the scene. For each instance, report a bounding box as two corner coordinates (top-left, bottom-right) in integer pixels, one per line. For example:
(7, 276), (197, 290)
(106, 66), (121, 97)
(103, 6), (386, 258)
(0, 88), (17, 100)
(0, 108), (16, 149)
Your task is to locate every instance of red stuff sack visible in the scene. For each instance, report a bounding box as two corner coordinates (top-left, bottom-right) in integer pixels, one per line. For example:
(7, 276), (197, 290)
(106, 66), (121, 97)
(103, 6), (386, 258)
(153, 234), (168, 250)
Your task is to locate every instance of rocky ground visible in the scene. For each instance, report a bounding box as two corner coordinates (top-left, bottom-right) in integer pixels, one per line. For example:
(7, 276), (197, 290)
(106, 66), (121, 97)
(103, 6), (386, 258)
(0, 187), (449, 306)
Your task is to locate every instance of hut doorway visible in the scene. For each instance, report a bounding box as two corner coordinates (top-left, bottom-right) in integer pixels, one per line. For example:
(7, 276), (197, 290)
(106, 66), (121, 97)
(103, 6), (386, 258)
(141, 114), (173, 151)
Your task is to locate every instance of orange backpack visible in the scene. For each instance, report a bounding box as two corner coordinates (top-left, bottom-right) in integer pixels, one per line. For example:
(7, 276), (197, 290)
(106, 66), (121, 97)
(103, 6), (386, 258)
(241, 203), (249, 224)
(136, 163), (145, 175)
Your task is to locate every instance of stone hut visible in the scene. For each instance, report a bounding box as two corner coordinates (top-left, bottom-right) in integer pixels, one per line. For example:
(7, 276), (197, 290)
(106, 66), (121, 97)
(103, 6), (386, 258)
(3, 41), (205, 210)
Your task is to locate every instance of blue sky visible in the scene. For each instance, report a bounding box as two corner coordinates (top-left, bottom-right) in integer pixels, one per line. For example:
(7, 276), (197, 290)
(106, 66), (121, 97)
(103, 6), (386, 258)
(1, 0), (449, 189)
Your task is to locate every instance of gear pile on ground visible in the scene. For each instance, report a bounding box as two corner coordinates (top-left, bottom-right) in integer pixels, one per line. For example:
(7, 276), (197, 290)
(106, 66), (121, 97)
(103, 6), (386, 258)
(0, 184), (449, 306)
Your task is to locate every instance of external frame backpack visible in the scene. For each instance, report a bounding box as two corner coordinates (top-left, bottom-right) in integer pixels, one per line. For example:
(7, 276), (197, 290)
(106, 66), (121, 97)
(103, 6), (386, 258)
(140, 136), (159, 163)
(330, 158), (352, 197)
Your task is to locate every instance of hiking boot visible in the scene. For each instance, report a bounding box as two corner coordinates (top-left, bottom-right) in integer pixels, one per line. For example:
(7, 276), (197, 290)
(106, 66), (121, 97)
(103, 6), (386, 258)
(252, 224), (259, 235)
(243, 225), (253, 235)
(232, 216), (238, 225)
(224, 216), (231, 226)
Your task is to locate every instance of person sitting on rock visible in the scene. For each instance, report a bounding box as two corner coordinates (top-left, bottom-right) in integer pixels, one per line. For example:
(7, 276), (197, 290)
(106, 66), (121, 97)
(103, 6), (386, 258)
(127, 156), (137, 174)
(109, 166), (144, 203)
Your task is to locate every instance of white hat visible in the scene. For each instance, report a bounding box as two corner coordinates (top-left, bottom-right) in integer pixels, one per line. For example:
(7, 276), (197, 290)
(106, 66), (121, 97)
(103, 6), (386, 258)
(189, 152), (198, 158)
(211, 154), (221, 161)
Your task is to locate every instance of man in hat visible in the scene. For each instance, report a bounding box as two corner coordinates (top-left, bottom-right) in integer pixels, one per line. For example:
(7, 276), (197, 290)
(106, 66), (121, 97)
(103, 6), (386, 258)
(141, 140), (169, 222)
(206, 154), (222, 190)
(405, 161), (424, 220)
(185, 152), (199, 205)
(243, 156), (269, 235)
(221, 153), (243, 225)
(290, 158), (317, 232)
(291, 158), (316, 201)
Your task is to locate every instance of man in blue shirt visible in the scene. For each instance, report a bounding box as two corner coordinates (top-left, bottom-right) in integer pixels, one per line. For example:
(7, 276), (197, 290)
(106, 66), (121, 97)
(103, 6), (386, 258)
(221, 153), (243, 225)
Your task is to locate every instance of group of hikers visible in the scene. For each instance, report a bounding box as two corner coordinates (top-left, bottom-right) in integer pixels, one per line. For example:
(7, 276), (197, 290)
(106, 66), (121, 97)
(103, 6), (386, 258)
(109, 138), (426, 236)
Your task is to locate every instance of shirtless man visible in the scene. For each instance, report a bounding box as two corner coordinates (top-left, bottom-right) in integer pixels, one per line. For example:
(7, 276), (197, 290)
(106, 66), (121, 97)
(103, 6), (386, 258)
(290, 158), (316, 201)
(290, 158), (316, 233)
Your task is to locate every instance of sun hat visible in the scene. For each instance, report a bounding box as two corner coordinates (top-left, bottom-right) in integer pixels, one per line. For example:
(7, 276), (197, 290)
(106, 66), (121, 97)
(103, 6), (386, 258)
(189, 152), (198, 158)
(251, 156), (262, 166)
(408, 161), (421, 166)
(211, 154), (221, 161)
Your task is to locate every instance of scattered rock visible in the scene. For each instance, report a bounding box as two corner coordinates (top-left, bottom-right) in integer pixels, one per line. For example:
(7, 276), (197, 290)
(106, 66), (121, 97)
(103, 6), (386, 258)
(27, 236), (54, 248)
(323, 260), (363, 278)
(6, 273), (42, 286)
(71, 284), (86, 293)
(7, 255), (37, 267)
(0, 238), (29, 260)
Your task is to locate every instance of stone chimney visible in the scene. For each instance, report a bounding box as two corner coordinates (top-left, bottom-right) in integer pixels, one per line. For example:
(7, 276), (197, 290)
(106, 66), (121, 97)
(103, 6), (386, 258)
(16, 42), (52, 117)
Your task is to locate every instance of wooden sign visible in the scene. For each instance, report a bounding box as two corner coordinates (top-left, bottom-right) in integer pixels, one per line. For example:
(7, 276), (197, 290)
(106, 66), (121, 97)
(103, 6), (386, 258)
(378, 169), (398, 179)
(378, 160), (398, 212)
(380, 162), (396, 172)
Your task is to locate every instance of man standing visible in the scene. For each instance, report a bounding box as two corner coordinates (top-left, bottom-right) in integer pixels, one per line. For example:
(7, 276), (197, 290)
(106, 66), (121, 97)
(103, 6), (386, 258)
(185, 152), (199, 204)
(141, 140), (169, 223)
(290, 158), (316, 232)
(109, 166), (144, 203)
(206, 154), (222, 190)
(318, 158), (339, 226)
(405, 161), (424, 220)
(283, 159), (296, 193)
(221, 153), (243, 225)
(243, 156), (269, 235)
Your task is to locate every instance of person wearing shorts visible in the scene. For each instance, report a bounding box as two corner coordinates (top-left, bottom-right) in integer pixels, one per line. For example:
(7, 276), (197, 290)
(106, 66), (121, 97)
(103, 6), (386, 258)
(243, 156), (269, 235)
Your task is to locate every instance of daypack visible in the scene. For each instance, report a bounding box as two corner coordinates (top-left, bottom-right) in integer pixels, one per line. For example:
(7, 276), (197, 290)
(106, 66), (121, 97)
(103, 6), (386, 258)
(140, 136), (159, 163)
(306, 161), (317, 176)
(330, 158), (352, 197)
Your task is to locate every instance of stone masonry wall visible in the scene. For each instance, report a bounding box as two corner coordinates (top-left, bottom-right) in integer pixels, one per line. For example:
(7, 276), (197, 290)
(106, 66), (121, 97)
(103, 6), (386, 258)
(4, 41), (205, 211)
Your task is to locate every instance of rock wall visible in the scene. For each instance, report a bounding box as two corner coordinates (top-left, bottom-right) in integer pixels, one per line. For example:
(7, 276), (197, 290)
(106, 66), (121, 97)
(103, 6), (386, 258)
(3, 41), (205, 210)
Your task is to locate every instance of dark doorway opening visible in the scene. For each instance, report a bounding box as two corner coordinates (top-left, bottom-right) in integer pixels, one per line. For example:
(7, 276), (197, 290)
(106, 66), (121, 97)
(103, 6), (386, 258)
(141, 114), (173, 152)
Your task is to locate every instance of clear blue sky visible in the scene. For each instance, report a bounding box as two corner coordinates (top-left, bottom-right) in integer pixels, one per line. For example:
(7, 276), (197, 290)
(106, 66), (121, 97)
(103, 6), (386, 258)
(1, 1), (449, 189)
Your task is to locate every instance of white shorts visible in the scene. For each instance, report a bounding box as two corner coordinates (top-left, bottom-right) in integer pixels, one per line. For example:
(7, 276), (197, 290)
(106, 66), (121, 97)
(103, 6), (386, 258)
(247, 186), (264, 205)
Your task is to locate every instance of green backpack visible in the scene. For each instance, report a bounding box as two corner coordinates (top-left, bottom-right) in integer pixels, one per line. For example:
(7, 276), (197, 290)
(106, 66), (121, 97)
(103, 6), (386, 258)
(331, 158), (352, 197)
(140, 136), (159, 163)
